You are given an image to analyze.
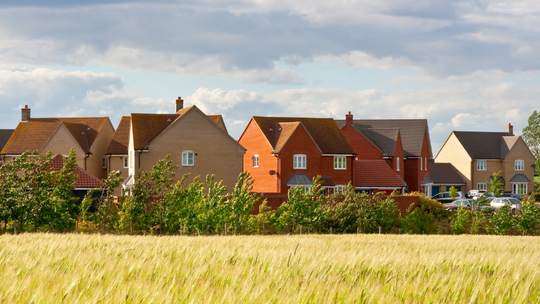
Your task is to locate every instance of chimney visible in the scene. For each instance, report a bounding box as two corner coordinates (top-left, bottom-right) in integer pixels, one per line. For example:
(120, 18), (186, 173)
(21, 105), (31, 122)
(175, 97), (184, 112)
(507, 123), (513, 135)
(345, 111), (353, 126)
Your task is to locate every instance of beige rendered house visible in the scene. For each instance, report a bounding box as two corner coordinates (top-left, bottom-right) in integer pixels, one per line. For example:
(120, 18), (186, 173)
(435, 124), (535, 194)
(0, 105), (114, 180)
(123, 98), (245, 193)
(104, 116), (131, 195)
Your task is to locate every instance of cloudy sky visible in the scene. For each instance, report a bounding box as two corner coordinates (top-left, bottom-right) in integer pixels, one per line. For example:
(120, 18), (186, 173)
(1, 0), (539, 153)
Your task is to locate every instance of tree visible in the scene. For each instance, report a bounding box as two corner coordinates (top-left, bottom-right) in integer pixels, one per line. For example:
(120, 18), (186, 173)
(449, 186), (458, 201)
(522, 110), (540, 174)
(488, 171), (504, 198)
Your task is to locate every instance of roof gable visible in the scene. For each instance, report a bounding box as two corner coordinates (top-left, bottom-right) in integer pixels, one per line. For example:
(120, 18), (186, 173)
(106, 116), (131, 155)
(357, 128), (399, 157)
(453, 131), (513, 159)
(0, 129), (14, 152)
(252, 116), (355, 154)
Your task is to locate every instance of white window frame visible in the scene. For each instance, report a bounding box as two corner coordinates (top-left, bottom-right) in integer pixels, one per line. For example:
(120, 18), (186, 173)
(335, 185), (345, 194)
(123, 156), (129, 169)
(425, 158), (428, 171)
(253, 154), (259, 168)
(513, 183), (527, 194)
(420, 157), (423, 171)
(102, 157), (107, 169)
(477, 160), (487, 171)
(334, 156), (346, 170)
(182, 151), (194, 166)
(396, 157), (400, 171)
(515, 160), (524, 171)
(477, 182), (487, 191)
(293, 154), (306, 169)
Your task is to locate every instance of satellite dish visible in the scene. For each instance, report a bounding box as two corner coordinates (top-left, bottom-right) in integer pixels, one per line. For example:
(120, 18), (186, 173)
(269, 170), (276, 175)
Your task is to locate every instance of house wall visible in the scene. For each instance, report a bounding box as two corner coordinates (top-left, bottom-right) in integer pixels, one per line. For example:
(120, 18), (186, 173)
(503, 137), (536, 193)
(139, 109), (245, 192)
(393, 133), (405, 179)
(341, 125), (383, 160)
(108, 155), (129, 196)
(40, 124), (86, 170)
(87, 121), (115, 180)
(404, 130), (432, 192)
(238, 119), (279, 193)
(472, 160), (502, 190)
(435, 132), (473, 190)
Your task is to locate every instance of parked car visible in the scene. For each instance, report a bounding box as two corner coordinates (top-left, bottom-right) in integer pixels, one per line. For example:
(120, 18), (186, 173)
(490, 197), (522, 214)
(509, 193), (524, 201)
(475, 192), (496, 202)
(466, 190), (485, 199)
(445, 199), (496, 213)
(432, 191), (466, 202)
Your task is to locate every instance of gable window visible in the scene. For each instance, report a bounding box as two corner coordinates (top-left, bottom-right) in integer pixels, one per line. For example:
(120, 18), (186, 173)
(182, 151), (194, 166)
(425, 158), (428, 171)
(477, 160), (487, 171)
(420, 158), (423, 171)
(477, 182), (487, 191)
(123, 156), (129, 169)
(515, 160), (524, 171)
(102, 157), (107, 169)
(334, 156), (346, 170)
(396, 157), (400, 171)
(253, 154), (259, 168)
(293, 154), (306, 169)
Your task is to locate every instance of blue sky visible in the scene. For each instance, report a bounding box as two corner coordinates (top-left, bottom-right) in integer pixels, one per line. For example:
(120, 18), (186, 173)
(1, 0), (539, 154)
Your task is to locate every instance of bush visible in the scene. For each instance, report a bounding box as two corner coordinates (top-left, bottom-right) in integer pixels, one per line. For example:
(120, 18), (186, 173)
(450, 208), (472, 234)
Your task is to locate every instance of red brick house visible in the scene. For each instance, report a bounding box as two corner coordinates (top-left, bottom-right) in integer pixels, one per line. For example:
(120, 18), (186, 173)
(238, 116), (356, 195)
(336, 112), (432, 192)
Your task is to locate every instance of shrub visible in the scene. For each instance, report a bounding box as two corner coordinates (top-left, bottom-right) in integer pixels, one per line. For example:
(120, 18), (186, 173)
(450, 208), (472, 234)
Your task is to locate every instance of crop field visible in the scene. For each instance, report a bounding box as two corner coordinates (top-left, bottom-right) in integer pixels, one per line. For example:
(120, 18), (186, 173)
(1, 234), (540, 303)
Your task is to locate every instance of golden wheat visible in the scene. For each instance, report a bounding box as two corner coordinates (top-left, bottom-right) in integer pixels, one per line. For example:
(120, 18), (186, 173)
(0, 234), (539, 303)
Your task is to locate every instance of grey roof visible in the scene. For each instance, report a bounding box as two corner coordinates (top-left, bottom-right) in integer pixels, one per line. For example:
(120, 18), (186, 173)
(429, 163), (467, 185)
(490, 175), (506, 186)
(452, 131), (516, 159)
(336, 119), (431, 158)
(358, 128), (399, 157)
(509, 174), (531, 183)
(421, 174), (434, 185)
(0, 129), (14, 152)
(286, 174), (312, 186)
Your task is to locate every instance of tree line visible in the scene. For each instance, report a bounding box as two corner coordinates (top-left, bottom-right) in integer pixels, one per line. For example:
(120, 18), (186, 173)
(1, 151), (540, 235)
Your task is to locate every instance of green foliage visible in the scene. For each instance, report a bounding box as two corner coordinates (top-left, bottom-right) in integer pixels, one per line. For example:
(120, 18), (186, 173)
(450, 208), (472, 234)
(449, 186), (458, 201)
(400, 205), (438, 234)
(488, 171), (504, 198)
(522, 110), (540, 174)
(515, 199), (540, 235)
(224, 172), (259, 234)
(487, 205), (515, 235)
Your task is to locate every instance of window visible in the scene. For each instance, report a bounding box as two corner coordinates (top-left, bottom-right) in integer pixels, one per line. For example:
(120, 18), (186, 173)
(182, 151), (194, 166)
(515, 160), (524, 171)
(477, 182), (487, 191)
(102, 157), (107, 169)
(425, 158), (428, 171)
(335, 185), (345, 194)
(477, 160), (487, 171)
(396, 157), (400, 171)
(513, 183), (527, 194)
(293, 154), (306, 169)
(420, 157), (423, 171)
(253, 155), (259, 168)
(130, 151), (133, 168)
(334, 156), (346, 170)
(123, 156), (129, 168)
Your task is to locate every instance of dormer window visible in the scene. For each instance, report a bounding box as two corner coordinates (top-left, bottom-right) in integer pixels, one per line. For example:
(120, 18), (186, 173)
(293, 154), (306, 169)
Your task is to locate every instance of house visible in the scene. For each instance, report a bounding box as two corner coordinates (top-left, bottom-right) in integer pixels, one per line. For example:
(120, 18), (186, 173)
(354, 160), (407, 194)
(0, 129), (14, 166)
(435, 124), (535, 194)
(0, 105), (115, 180)
(104, 116), (131, 195)
(124, 98), (245, 192)
(421, 163), (467, 196)
(335, 112), (432, 192)
(238, 116), (356, 195)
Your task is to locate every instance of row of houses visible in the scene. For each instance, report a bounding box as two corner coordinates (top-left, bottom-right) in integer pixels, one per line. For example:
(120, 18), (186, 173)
(0, 99), (535, 200)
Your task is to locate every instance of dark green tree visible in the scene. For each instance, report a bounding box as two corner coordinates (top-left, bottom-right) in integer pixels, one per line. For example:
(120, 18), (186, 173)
(522, 110), (540, 174)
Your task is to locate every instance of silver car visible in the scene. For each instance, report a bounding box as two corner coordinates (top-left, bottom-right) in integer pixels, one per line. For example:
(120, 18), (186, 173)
(490, 197), (522, 214)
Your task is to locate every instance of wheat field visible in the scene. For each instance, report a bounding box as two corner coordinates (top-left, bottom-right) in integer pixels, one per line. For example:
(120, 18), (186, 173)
(1, 234), (539, 303)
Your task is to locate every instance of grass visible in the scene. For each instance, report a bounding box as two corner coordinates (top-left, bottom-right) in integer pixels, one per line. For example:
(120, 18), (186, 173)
(1, 234), (540, 303)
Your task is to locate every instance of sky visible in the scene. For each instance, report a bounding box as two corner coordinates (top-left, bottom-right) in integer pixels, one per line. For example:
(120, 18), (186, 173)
(1, 0), (539, 154)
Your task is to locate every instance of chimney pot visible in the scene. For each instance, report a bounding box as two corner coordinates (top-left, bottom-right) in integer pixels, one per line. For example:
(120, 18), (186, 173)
(21, 105), (31, 122)
(507, 123), (513, 135)
(345, 111), (353, 126)
(175, 97), (184, 112)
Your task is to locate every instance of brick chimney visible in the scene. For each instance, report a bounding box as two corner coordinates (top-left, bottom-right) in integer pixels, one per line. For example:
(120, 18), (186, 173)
(345, 111), (353, 126)
(507, 123), (513, 135)
(175, 97), (184, 112)
(21, 105), (31, 122)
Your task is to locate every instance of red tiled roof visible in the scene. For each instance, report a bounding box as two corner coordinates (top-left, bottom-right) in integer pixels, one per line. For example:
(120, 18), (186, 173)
(1, 117), (109, 154)
(354, 160), (406, 188)
(106, 116), (131, 155)
(51, 154), (103, 189)
(253, 116), (355, 154)
(207, 115), (228, 132)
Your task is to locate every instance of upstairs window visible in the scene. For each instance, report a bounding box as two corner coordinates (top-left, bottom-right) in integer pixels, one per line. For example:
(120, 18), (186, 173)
(293, 154), (306, 169)
(515, 160), (524, 171)
(396, 157), (400, 171)
(253, 154), (259, 168)
(425, 158), (428, 171)
(334, 156), (346, 170)
(477, 160), (487, 171)
(182, 151), (194, 166)
(123, 156), (129, 169)
(420, 157), (423, 171)
(102, 157), (107, 169)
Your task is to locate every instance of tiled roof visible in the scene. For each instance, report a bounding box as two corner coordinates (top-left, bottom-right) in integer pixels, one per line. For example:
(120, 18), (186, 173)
(429, 163), (467, 185)
(1, 117), (109, 155)
(106, 116), (131, 155)
(207, 115), (228, 133)
(253, 116), (356, 154)
(286, 173), (312, 186)
(274, 122), (301, 153)
(509, 174), (530, 183)
(336, 119), (430, 158)
(0, 129), (14, 152)
(453, 131), (514, 159)
(358, 128), (400, 157)
(353, 160), (406, 188)
(50, 154), (103, 189)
